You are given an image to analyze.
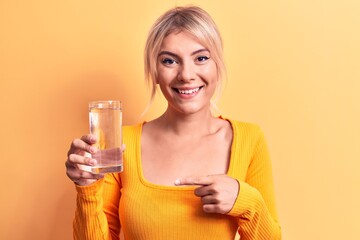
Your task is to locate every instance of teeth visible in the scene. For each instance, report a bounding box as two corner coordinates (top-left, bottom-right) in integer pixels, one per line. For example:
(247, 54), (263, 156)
(178, 87), (200, 94)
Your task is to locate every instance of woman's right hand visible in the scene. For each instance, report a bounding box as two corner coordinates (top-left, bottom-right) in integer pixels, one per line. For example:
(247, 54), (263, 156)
(65, 134), (104, 186)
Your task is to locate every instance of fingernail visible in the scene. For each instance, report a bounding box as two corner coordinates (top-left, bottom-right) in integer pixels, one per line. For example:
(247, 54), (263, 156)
(89, 159), (97, 165)
(90, 146), (97, 153)
(90, 135), (97, 142)
(174, 179), (181, 185)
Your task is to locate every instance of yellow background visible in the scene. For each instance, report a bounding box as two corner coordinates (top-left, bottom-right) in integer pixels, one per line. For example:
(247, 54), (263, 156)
(1, 0), (359, 239)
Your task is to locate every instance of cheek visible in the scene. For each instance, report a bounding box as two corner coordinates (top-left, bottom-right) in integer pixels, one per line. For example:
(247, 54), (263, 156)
(202, 64), (218, 82)
(157, 67), (177, 83)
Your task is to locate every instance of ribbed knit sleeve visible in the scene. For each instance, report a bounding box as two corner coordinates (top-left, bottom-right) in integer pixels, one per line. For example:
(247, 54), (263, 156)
(73, 172), (122, 240)
(227, 125), (281, 239)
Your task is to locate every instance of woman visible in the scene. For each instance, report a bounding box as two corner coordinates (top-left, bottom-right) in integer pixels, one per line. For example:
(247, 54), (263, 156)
(66, 6), (281, 240)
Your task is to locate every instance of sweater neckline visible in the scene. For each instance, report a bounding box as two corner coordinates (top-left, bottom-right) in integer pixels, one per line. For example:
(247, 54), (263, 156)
(135, 116), (237, 190)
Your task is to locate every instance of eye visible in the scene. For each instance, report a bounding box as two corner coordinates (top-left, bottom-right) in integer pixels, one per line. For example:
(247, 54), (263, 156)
(161, 58), (178, 65)
(196, 56), (210, 63)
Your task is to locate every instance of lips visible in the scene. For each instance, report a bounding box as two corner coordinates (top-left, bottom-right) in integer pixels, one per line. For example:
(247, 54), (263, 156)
(173, 86), (204, 95)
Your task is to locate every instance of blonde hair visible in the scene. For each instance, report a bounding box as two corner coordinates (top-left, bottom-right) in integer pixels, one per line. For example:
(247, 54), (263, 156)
(144, 6), (226, 105)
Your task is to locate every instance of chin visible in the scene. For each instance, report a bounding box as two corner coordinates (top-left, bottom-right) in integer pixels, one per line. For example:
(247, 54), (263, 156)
(172, 102), (210, 115)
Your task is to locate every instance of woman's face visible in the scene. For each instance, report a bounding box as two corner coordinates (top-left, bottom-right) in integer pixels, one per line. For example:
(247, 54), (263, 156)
(156, 31), (218, 115)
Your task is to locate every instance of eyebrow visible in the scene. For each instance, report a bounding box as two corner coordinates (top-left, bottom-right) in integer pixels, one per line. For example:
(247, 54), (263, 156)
(158, 48), (210, 58)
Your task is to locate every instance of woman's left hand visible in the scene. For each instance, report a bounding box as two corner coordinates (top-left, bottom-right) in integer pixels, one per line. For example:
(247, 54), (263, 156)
(175, 175), (239, 214)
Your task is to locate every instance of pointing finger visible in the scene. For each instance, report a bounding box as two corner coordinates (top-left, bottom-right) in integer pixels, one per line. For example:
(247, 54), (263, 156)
(174, 176), (213, 186)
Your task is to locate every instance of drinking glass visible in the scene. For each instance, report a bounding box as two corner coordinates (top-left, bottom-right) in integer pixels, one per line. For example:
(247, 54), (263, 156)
(88, 100), (123, 174)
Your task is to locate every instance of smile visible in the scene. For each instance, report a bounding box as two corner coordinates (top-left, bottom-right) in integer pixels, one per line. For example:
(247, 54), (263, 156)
(174, 86), (203, 95)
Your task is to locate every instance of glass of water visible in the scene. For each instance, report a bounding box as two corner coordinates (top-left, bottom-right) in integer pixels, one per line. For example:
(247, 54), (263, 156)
(88, 100), (123, 174)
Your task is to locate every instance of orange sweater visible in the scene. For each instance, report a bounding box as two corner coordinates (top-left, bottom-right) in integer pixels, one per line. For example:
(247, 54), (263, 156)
(73, 118), (281, 239)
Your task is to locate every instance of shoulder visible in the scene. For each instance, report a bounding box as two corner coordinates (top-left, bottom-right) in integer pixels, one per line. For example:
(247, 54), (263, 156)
(221, 117), (263, 137)
(123, 123), (143, 138)
(222, 118), (270, 159)
(220, 117), (267, 150)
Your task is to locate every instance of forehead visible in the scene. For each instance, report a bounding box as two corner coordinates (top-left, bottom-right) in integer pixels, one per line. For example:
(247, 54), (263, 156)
(160, 31), (208, 53)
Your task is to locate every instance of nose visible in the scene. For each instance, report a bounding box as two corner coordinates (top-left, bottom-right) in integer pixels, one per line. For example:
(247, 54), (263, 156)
(177, 62), (195, 82)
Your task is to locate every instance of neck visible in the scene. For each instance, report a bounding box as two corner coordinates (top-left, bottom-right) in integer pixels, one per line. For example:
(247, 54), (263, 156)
(157, 107), (218, 136)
